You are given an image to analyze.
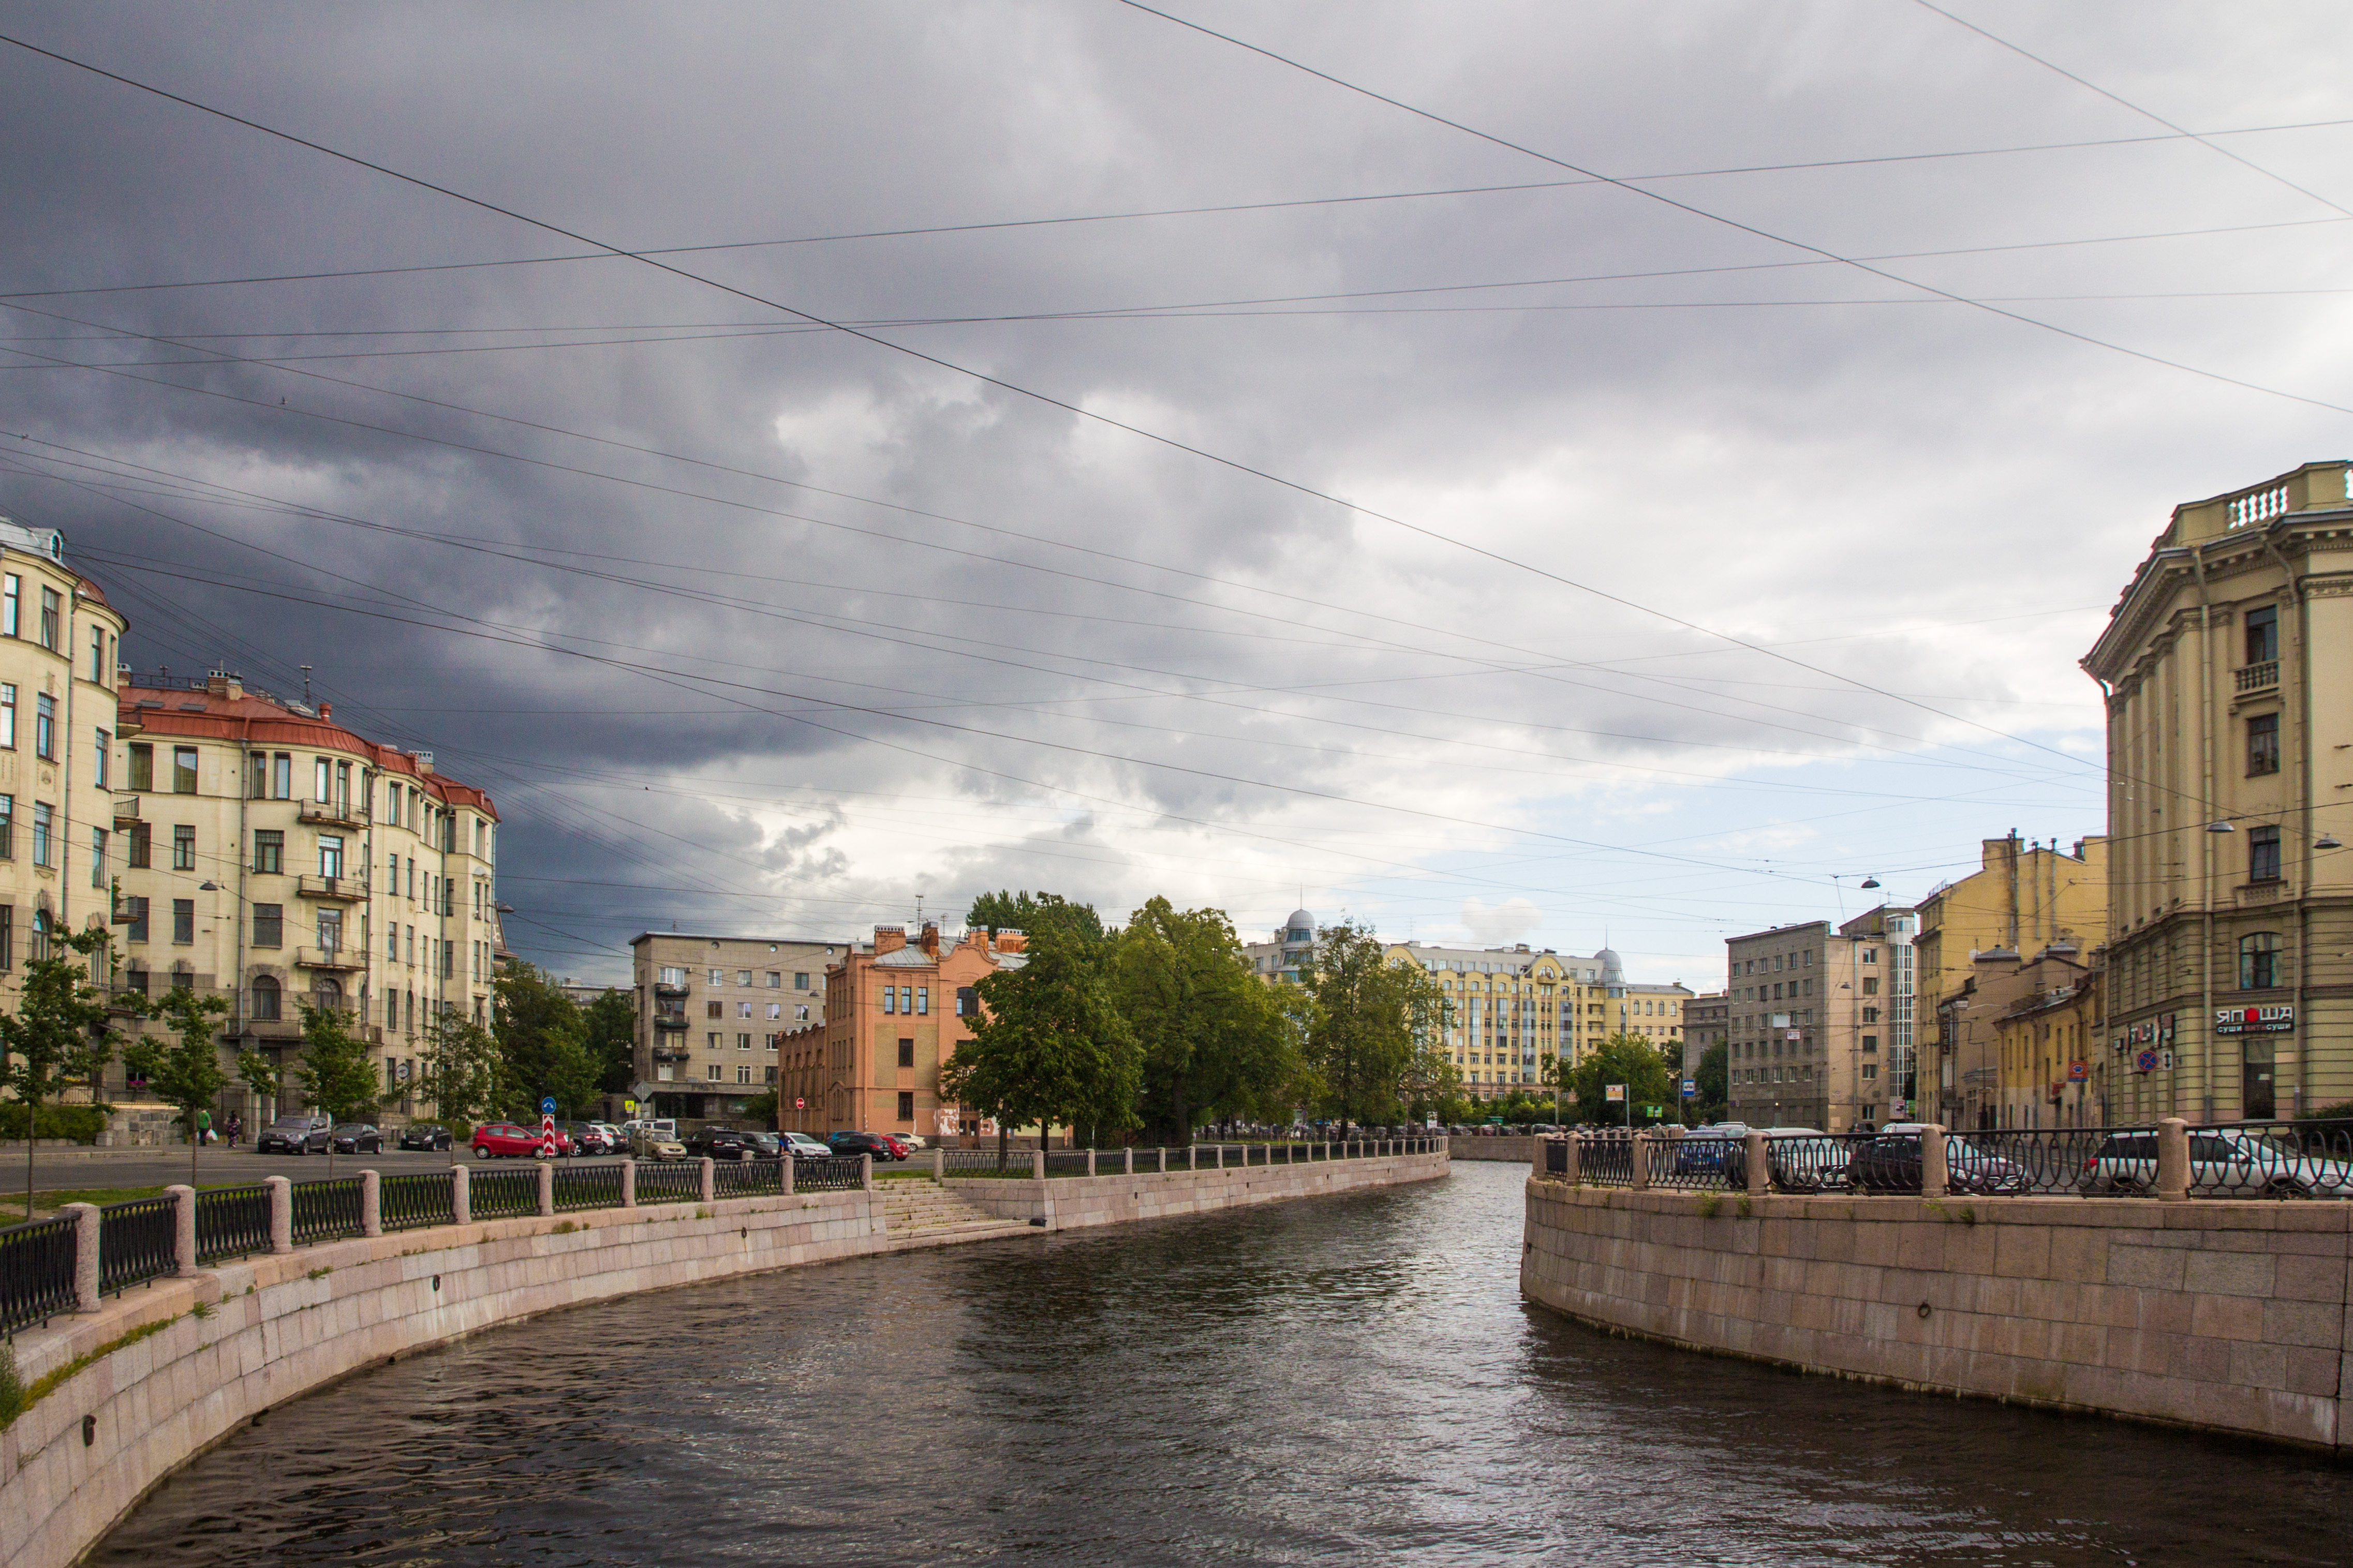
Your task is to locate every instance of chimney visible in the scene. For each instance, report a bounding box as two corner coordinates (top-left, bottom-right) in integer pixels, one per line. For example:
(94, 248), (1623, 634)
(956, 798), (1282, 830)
(920, 921), (940, 957)
(318, 701), (331, 719)
(413, 751), (434, 775)
(205, 670), (243, 701)
(874, 925), (907, 955)
(994, 929), (1027, 954)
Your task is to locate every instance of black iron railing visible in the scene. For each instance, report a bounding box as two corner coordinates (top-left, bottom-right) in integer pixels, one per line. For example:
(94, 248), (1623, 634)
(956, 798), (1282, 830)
(552, 1162), (625, 1212)
(381, 1171), (455, 1231)
(196, 1185), (272, 1262)
(2188, 1119), (2353, 1199)
(97, 1195), (176, 1296)
(793, 1155), (865, 1192)
(1, 1214), (78, 1332)
(289, 1177), (364, 1245)
(470, 1167), (539, 1220)
(942, 1147), (1024, 1175)
(635, 1161), (702, 1204)
(1042, 1149), (1093, 1177)
(714, 1159), (781, 1199)
(1649, 1136), (1739, 1191)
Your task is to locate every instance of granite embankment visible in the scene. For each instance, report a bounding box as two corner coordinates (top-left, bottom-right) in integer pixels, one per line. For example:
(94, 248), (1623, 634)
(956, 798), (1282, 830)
(2, 1151), (1443, 1568)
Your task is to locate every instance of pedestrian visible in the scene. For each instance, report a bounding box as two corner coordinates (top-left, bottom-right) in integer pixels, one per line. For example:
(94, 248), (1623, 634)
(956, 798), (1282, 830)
(227, 1113), (241, 1148)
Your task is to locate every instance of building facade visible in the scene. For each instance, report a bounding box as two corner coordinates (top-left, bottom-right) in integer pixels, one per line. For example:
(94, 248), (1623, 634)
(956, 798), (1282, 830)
(2083, 462), (2353, 1123)
(1991, 957), (2107, 1130)
(1725, 907), (1914, 1131)
(1386, 943), (1595, 1100)
(1916, 833), (2108, 1127)
(630, 931), (837, 1122)
(1243, 907), (1318, 983)
(1683, 992), (1728, 1088)
(112, 669), (500, 1125)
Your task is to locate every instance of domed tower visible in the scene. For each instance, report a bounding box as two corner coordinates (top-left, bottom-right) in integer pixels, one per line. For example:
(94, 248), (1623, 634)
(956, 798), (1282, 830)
(1597, 947), (1626, 995)
(1278, 908), (1315, 982)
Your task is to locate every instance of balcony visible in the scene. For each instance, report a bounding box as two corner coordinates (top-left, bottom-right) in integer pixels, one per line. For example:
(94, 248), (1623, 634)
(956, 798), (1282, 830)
(653, 980), (689, 998)
(112, 794), (140, 824)
(297, 798), (367, 831)
(296, 873), (366, 902)
(294, 946), (363, 972)
(651, 1044), (690, 1062)
(653, 1012), (689, 1032)
(2234, 661), (2280, 696)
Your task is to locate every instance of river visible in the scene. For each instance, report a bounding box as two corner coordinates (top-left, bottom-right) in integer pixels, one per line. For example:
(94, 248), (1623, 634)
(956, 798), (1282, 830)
(90, 1161), (2348, 1566)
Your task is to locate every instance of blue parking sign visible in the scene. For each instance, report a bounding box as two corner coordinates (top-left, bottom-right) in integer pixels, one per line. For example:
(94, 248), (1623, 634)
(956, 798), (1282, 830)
(1681, 1080), (1696, 1096)
(540, 1096), (557, 1115)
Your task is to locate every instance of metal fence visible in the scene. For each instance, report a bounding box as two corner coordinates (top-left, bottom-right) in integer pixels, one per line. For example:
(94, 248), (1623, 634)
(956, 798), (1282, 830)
(470, 1167), (539, 1220)
(1, 1214), (78, 1334)
(97, 1195), (176, 1296)
(942, 1147), (1024, 1175)
(553, 1162), (626, 1212)
(1647, 1136), (1741, 1192)
(714, 1160), (782, 1199)
(381, 1171), (455, 1231)
(1578, 1135), (1636, 1186)
(793, 1155), (865, 1192)
(196, 1185), (273, 1263)
(635, 1161), (702, 1205)
(290, 1177), (364, 1245)
(1042, 1149), (1094, 1177)
(2188, 1119), (2353, 1199)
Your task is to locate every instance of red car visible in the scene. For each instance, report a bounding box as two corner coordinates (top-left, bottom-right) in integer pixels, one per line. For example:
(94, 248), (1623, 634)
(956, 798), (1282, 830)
(471, 1122), (571, 1159)
(877, 1133), (912, 1160)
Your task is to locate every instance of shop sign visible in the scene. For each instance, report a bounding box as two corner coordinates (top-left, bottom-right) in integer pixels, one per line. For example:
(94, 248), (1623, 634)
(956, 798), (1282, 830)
(2214, 1004), (2295, 1035)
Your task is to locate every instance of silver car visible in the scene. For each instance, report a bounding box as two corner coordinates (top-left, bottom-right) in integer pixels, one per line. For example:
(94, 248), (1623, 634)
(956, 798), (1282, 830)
(2078, 1126), (2353, 1198)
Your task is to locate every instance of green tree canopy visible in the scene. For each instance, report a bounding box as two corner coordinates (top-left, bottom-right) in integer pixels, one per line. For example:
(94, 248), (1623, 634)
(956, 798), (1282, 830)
(294, 1000), (388, 1170)
(1693, 1040), (1728, 1124)
(1570, 1034), (1678, 1126)
(943, 913), (1136, 1162)
(965, 890), (1105, 948)
(582, 988), (635, 1096)
(1301, 922), (1451, 1137)
(0, 925), (121, 1219)
(493, 962), (588, 1119)
(417, 1011), (502, 1155)
(126, 989), (232, 1186)
(1111, 897), (1297, 1140)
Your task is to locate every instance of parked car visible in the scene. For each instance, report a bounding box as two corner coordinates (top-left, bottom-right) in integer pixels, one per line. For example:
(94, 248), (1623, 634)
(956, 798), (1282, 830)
(398, 1123), (451, 1152)
(828, 1130), (902, 1161)
(630, 1125), (689, 1161)
(620, 1118), (678, 1143)
(782, 1131), (833, 1161)
(2182, 1126), (2353, 1198)
(1761, 1128), (1848, 1192)
(892, 1132), (929, 1151)
(589, 1122), (625, 1151)
(736, 1131), (784, 1162)
(256, 1114), (333, 1155)
(877, 1133), (913, 1159)
(686, 1125), (757, 1160)
(472, 1122), (570, 1159)
(1846, 1125), (2028, 1196)
(330, 1124), (383, 1155)
(560, 1121), (614, 1156)
(1672, 1128), (1748, 1178)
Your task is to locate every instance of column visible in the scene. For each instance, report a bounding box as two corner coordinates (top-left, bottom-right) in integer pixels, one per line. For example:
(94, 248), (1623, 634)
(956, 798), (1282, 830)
(68, 1202), (101, 1312)
(1630, 1133), (1651, 1191)
(620, 1157), (638, 1208)
(1123, 1148), (1134, 1175)
(265, 1175), (294, 1253)
(932, 1148), (945, 1180)
(1743, 1131), (1769, 1197)
(780, 1156), (794, 1197)
(1086, 1149), (1097, 1176)
(360, 1170), (382, 1238)
(1919, 1126), (1948, 1200)
(169, 1184), (197, 1275)
(537, 1161), (556, 1217)
(1031, 1148), (1046, 1180)
(861, 1153), (875, 1192)
(2158, 1116), (2191, 1201)
(700, 1157), (717, 1203)
(450, 1163), (470, 1226)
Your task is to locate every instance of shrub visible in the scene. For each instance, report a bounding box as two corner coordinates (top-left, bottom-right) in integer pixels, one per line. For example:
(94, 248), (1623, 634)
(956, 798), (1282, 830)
(0, 1102), (115, 1143)
(2298, 1102), (2353, 1125)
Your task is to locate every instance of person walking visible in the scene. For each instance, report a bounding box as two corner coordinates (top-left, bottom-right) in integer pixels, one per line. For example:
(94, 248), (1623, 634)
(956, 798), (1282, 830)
(226, 1113), (241, 1148)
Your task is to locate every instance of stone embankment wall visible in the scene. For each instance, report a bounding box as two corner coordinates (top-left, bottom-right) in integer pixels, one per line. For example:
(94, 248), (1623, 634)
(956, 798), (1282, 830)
(1521, 1177), (2352, 1450)
(948, 1149), (1447, 1227)
(1448, 1136), (1538, 1163)
(2, 1154), (1443, 1568)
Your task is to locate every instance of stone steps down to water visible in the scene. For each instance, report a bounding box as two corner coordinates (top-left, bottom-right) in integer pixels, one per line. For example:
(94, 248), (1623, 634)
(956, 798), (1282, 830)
(877, 1178), (1033, 1242)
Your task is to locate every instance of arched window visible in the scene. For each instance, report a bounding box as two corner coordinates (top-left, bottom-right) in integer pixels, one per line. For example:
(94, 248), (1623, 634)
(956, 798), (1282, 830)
(250, 975), (280, 1021)
(315, 976), (344, 1012)
(2238, 932), (2283, 991)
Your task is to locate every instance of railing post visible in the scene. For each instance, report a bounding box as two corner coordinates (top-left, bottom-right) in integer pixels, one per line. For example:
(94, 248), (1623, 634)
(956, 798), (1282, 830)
(1214, 1144), (1224, 1170)
(1744, 1131), (1770, 1197)
(450, 1163), (470, 1226)
(265, 1175), (294, 1253)
(932, 1148), (944, 1180)
(860, 1153), (875, 1192)
(699, 1157), (718, 1204)
(620, 1157), (638, 1208)
(779, 1156), (794, 1197)
(1919, 1126), (1948, 1200)
(1032, 1148), (1046, 1179)
(169, 1183), (197, 1274)
(1157, 1147), (1167, 1173)
(1187, 1144), (1196, 1172)
(1086, 1148), (1097, 1176)
(1630, 1132), (1652, 1191)
(1563, 1134), (1581, 1185)
(538, 1161), (557, 1217)
(360, 1170), (382, 1238)
(2158, 1116), (2191, 1201)
(1531, 1137), (1549, 1179)
(68, 1202), (101, 1312)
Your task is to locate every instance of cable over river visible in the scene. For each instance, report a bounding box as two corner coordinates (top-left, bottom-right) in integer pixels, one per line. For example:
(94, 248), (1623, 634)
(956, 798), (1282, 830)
(91, 1162), (2348, 1566)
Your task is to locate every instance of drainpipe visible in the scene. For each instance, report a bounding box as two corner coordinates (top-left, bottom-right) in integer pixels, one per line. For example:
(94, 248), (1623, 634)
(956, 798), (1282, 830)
(2258, 526), (2311, 1117)
(2187, 548), (2215, 1124)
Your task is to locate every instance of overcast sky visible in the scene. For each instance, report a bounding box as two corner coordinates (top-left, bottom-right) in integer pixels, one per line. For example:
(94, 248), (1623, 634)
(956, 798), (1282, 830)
(2, 1), (2346, 986)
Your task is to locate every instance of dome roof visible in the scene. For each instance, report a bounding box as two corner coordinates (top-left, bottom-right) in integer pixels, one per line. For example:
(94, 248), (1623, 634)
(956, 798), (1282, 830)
(1597, 947), (1625, 986)
(1285, 908), (1314, 931)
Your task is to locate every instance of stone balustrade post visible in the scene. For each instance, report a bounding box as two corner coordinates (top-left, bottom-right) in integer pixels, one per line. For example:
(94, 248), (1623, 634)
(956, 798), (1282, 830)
(1032, 1148), (1047, 1179)
(169, 1184), (197, 1274)
(265, 1175), (294, 1253)
(1531, 1137), (1549, 1178)
(861, 1153), (875, 1192)
(1157, 1147), (1167, 1173)
(1086, 1148), (1097, 1176)
(2157, 1117), (2191, 1201)
(68, 1202), (101, 1312)
(1214, 1144), (1224, 1170)
(1563, 1134), (1580, 1185)
(1919, 1125), (1948, 1201)
(780, 1156), (794, 1197)
(1123, 1148), (1134, 1175)
(1630, 1132), (1652, 1192)
(537, 1161), (556, 1217)
(450, 1163), (470, 1226)
(620, 1157), (638, 1208)
(1744, 1131), (1770, 1197)
(932, 1148), (944, 1180)
(360, 1169), (382, 1237)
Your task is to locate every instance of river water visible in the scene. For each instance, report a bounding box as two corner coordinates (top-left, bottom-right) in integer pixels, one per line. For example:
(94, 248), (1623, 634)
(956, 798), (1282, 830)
(92, 1161), (2348, 1566)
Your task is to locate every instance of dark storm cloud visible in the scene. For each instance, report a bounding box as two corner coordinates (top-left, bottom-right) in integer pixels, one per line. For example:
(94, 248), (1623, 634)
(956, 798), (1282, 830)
(2, 0), (2347, 975)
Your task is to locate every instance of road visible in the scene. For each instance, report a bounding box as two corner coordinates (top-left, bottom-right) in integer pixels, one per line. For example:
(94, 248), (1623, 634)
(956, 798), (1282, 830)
(2, 1145), (630, 1197)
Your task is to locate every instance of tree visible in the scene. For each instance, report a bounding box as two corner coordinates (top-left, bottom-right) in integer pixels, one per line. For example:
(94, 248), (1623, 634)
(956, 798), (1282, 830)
(1570, 1034), (1678, 1127)
(294, 1001), (388, 1171)
(493, 962), (587, 1120)
(125, 989), (232, 1187)
(0, 926), (121, 1219)
(416, 1011), (501, 1161)
(1111, 898), (1297, 1141)
(942, 915), (1136, 1167)
(582, 988), (635, 1096)
(966, 889), (1105, 946)
(1693, 1040), (1728, 1124)
(738, 1088), (779, 1128)
(1301, 922), (1451, 1137)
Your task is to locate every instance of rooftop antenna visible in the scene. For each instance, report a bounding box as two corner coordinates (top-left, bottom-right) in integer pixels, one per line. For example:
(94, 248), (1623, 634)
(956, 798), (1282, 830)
(300, 664), (313, 707)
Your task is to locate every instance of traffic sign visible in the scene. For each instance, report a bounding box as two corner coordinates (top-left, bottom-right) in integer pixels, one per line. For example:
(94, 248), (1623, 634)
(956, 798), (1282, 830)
(794, 1097), (806, 1110)
(2133, 1048), (2159, 1074)
(540, 1096), (557, 1115)
(1681, 1079), (1696, 1096)
(539, 1111), (558, 1158)
(1605, 1084), (1626, 1102)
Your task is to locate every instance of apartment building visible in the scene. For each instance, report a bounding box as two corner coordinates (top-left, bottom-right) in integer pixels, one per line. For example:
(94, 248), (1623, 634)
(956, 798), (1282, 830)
(1916, 833), (2108, 1126)
(1242, 907), (1318, 983)
(0, 518), (125, 1009)
(1725, 907), (1915, 1131)
(112, 669), (500, 1124)
(2083, 462), (2353, 1123)
(790, 921), (1027, 1139)
(1383, 942), (1693, 1102)
(630, 931), (837, 1122)
(1991, 957), (2107, 1130)
(1683, 992), (1728, 1084)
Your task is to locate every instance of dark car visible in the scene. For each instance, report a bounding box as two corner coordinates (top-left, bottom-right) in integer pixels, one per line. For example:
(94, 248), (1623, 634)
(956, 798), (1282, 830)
(559, 1121), (613, 1156)
(686, 1125), (756, 1160)
(398, 1124), (451, 1152)
(330, 1124), (383, 1154)
(736, 1131), (784, 1162)
(1848, 1126), (2028, 1196)
(256, 1114), (332, 1155)
(827, 1130), (902, 1161)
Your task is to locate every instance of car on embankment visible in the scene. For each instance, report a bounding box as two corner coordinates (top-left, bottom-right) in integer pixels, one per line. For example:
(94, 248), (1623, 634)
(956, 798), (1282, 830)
(330, 1124), (384, 1154)
(398, 1123), (451, 1152)
(630, 1125), (689, 1161)
(473, 1122), (572, 1159)
(828, 1130), (903, 1161)
(782, 1131), (832, 1161)
(256, 1114), (333, 1155)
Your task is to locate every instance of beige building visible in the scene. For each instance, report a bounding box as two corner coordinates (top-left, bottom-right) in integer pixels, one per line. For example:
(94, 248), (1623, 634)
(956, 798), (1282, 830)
(1917, 833), (2108, 1127)
(630, 931), (838, 1123)
(2083, 462), (2353, 1122)
(1726, 907), (1915, 1131)
(1383, 943), (1690, 1103)
(111, 668), (500, 1124)
(1684, 992), (1727, 1086)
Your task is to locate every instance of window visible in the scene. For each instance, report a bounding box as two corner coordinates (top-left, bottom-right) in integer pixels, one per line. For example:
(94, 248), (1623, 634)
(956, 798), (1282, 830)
(897, 1091), (915, 1123)
(38, 587), (58, 650)
(90, 827), (105, 887)
(882, 987), (896, 1014)
(90, 625), (105, 683)
(706, 1062), (721, 1081)
(2, 574), (15, 636)
(738, 1033), (752, 1050)
(254, 830), (283, 874)
(736, 1064), (752, 1085)
(766, 1002), (781, 1020)
(736, 969), (751, 985)
(272, 754), (290, 800)
(172, 745), (198, 793)
(1861, 976), (1880, 995)
(1862, 1034), (1878, 1053)
(915, 986), (929, 1016)
(898, 1038), (915, 1069)
(708, 966), (723, 985)
(172, 898), (194, 944)
(956, 985), (977, 1017)
(0, 687), (17, 754)
(899, 986), (912, 1014)
(315, 758), (330, 803)
(123, 897), (149, 943)
(171, 824), (195, 871)
(318, 834), (343, 878)
(0, 905), (11, 970)
(318, 907), (343, 954)
(2250, 825), (2282, 884)
(658, 966), (685, 985)
(94, 729), (108, 788)
(2247, 712), (2280, 776)
(34, 694), (53, 760)
(706, 1000), (723, 1019)
(766, 971), (780, 988)
(765, 1066), (777, 1085)
(2239, 932), (2283, 990)
(31, 801), (51, 867)
(1861, 1006), (1880, 1024)
(251, 975), (280, 1021)
(2245, 604), (2278, 666)
(253, 904), (284, 948)
(795, 972), (810, 989)
(734, 1000), (750, 1019)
